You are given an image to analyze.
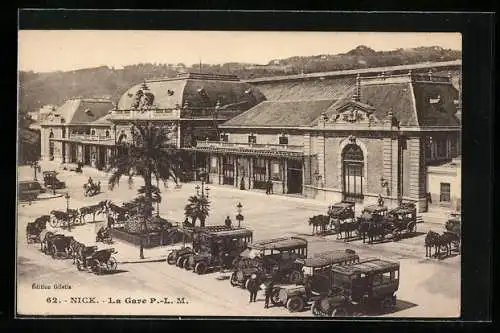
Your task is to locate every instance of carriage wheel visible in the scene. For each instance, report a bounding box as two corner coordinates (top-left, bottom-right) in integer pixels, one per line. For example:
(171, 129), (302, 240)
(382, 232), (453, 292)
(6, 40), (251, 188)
(76, 261), (84, 271)
(49, 217), (58, 228)
(91, 259), (101, 275)
(270, 288), (282, 306)
(167, 251), (178, 265)
(330, 306), (348, 317)
(176, 256), (185, 267)
(107, 257), (118, 271)
(183, 259), (192, 270)
(230, 272), (239, 287)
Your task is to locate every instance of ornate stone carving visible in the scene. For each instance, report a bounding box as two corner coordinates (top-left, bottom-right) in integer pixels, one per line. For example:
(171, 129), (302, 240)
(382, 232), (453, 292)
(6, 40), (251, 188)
(329, 100), (377, 125)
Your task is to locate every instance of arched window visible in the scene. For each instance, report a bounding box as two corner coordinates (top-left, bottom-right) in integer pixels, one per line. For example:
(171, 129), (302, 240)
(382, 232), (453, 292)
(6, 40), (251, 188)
(91, 129), (96, 136)
(342, 144), (364, 200)
(118, 133), (127, 144)
(105, 130), (110, 137)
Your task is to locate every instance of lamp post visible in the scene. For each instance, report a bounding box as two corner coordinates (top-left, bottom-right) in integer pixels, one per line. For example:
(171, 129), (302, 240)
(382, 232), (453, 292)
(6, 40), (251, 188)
(197, 168), (208, 198)
(64, 192), (71, 231)
(236, 202), (244, 227)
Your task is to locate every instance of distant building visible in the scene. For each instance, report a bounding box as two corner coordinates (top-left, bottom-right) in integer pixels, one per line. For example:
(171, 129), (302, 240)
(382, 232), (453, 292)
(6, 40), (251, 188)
(427, 156), (461, 212)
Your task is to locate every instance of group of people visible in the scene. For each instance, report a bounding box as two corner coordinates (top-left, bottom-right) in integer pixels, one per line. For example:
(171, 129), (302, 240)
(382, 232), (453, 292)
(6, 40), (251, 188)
(246, 273), (276, 309)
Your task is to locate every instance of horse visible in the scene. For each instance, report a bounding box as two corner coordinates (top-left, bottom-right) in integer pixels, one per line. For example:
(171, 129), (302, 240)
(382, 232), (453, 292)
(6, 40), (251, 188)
(309, 215), (330, 235)
(425, 230), (440, 257)
(79, 201), (107, 223)
(366, 222), (389, 244)
(39, 230), (55, 253)
(69, 239), (85, 264)
(341, 220), (359, 241)
(358, 221), (370, 243)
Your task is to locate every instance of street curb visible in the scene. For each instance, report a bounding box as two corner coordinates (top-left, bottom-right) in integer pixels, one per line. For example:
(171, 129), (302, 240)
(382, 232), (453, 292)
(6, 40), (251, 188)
(118, 257), (167, 264)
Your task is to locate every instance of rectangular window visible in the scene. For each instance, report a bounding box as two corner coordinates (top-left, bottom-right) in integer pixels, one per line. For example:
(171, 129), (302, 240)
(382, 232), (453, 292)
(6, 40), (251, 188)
(279, 136), (288, 145)
(248, 135), (256, 144)
(210, 156), (218, 173)
(220, 134), (228, 142)
(440, 183), (451, 202)
(253, 158), (267, 183)
(271, 160), (281, 180)
(381, 272), (391, 284)
(436, 139), (447, 157)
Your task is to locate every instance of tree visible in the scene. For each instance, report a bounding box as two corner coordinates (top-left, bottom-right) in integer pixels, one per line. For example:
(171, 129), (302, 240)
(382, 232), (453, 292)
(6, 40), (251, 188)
(184, 195), (210, 227)
(107, 123), (179, 259)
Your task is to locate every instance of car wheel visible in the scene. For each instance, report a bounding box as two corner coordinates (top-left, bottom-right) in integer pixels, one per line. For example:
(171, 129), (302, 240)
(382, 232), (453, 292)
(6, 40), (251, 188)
(167, 251), (177, 265)
(270, 288), (282, 306)
(194, 262), (207, 275)
(286, 296), (305, 312)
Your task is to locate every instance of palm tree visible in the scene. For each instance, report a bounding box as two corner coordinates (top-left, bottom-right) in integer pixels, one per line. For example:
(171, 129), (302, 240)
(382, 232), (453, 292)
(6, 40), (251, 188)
(184, 195), (210, 227)
(107, 123), (179, 259)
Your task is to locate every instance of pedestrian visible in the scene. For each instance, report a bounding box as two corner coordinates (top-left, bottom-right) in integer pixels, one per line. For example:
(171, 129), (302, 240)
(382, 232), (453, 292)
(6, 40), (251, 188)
(224, 216), (232, 227)
(269, 180), (274, 194)
(247, 274), (259, 303)
(265, 179), (270, 194)
(378, 194), (384, 207)
(264, 280), (275, 309)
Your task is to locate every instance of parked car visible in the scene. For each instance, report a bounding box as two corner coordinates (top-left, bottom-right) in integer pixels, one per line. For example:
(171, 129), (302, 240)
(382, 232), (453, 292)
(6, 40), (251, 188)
(18, 180), (44, 202)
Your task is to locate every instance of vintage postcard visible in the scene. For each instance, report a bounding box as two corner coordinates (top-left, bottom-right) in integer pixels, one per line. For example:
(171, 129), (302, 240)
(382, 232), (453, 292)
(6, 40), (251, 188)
(17, 30), (462, 318)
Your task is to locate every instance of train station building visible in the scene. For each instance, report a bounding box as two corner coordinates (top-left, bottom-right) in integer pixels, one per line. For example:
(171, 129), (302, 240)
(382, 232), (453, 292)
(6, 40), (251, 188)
(40, 61), (461, 213)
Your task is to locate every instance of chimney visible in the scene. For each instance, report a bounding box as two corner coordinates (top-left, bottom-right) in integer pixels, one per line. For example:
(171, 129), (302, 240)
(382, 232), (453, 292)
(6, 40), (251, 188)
(352, 74), (361, 102)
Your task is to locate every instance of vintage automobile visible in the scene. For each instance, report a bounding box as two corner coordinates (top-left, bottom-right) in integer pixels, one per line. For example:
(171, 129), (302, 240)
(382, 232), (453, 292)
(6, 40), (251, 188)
(273, 249), (361, 312)
(311, 258), (400, 317)
(168, 225), (252, 273)
(385, 202), (418, 240)
(328, 201), (357, 239)
(183, 227), (254, 274)
(43, 171), (66, 189)
(357, 205), (392, 243)
(18, 180), (45, 202)
(76, 248), (118, 275)
(230, 236), (308, 288)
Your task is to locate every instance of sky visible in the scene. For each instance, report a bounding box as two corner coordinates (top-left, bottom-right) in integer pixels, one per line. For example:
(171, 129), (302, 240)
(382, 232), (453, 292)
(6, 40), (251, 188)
(18, 31), (462, 73)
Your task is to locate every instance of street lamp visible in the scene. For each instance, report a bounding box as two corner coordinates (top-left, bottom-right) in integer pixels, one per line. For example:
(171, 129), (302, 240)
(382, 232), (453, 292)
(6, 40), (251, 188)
(236, 202), (244, 227)
(197, 168), (208, 198)
(64, 192), (71, 231)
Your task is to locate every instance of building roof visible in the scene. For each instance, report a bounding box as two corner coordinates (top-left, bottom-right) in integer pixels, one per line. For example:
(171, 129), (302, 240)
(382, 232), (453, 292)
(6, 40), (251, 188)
(90, 113), (113, 125)
(244, 60), (461, 84)
(53, 99), (114, 125)
(298, 250), (358, 268)
(116, 72), (266, 111)
(316, 75), (461, 127)
(222, 99), (336, 128)
(252, 77), (356, 101)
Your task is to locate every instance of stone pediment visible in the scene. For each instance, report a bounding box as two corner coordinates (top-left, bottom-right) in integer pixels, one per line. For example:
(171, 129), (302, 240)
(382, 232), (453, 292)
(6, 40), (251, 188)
(329, 100), (379, 125)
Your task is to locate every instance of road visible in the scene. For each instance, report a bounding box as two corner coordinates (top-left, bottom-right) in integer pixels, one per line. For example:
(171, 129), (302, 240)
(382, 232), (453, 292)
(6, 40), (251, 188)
(16, 163), (460, 317)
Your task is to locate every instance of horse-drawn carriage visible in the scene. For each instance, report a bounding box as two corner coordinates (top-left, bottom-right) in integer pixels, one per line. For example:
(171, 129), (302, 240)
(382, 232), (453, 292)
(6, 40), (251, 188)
(76, 248), (118, 275)
(43, 171), (66, 189)
(385, 202), (418, 240)
(83, 180), (101, 197)
(329, 202), (358, 239)
(96, 226), (113, 244)
(26, 215), (50, 243)
(357, 205), (393, 244)
(49, 209), (82, 228)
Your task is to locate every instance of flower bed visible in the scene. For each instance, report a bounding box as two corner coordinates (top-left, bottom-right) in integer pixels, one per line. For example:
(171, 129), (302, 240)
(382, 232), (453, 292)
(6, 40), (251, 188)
(111, 227), (192, 248)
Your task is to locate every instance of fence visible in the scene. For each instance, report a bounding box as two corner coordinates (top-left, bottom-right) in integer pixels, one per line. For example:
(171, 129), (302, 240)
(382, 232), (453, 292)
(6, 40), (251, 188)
(111, 227), (191, 248)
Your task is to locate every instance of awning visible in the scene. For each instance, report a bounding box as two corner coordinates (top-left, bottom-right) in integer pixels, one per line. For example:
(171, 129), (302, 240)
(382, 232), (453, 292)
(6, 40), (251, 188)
(50, 138), (116, 146)
(183, 147), (304, 159)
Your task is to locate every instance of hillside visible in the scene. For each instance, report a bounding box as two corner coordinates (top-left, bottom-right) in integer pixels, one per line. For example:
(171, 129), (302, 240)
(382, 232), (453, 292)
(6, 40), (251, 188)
(18, 45), (461, 114)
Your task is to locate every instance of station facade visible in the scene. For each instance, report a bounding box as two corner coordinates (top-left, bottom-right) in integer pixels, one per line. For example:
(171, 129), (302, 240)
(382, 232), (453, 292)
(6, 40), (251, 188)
(40, 61), (462, 212)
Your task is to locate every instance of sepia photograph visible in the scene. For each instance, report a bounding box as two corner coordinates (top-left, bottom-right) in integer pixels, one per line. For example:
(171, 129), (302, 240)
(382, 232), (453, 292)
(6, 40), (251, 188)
(17, 29), (462, 318)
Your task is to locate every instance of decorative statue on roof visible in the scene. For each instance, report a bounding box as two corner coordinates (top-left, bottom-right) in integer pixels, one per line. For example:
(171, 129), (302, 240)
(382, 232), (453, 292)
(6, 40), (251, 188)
(132, 83), (156, 110)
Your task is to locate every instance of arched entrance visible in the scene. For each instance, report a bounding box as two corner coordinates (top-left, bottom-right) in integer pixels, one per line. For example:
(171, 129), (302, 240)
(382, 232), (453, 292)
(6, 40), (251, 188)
(48, 131), (54, 160)
(342, 144), (364, 202)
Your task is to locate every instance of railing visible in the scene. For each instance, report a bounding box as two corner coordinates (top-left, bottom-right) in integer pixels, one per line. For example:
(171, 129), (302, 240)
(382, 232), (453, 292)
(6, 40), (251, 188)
(69, 134), (114, 142)
(110, 108), (180, 119)
(196, 140), (303, 152)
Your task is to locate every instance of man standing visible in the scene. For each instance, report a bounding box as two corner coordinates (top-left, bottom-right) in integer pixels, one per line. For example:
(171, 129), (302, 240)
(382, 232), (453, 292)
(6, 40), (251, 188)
(247, 274), (259, 303)
(224, 216), (232, 227)
(264, 279), (275, 309)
